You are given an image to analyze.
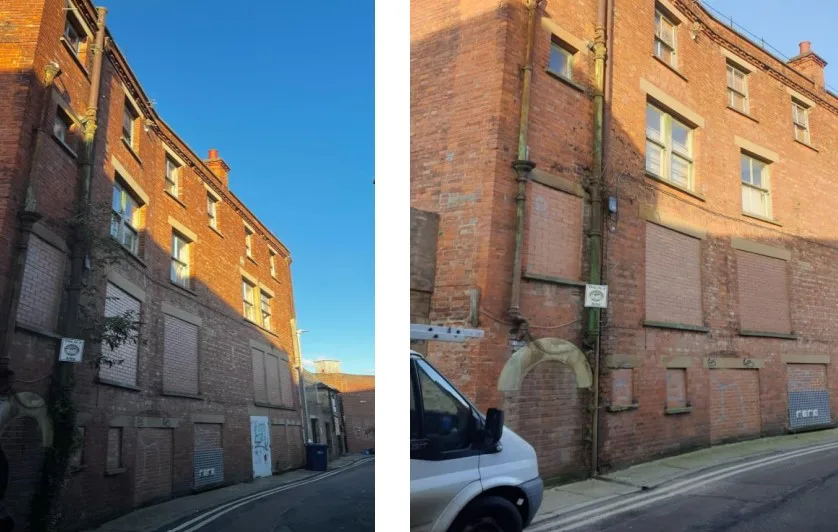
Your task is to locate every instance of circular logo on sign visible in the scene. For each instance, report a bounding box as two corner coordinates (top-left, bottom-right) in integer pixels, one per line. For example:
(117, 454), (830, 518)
(589, 289), (604, 303)
(65, 344), (80, 356)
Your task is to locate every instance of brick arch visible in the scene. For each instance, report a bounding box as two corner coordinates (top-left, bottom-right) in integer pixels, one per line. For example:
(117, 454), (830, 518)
(0, 393), (52, 448)
(498, 338), (592, 392)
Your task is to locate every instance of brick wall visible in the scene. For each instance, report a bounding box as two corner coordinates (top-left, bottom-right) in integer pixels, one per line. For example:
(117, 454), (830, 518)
(526, 185), (583, 280)
(0, 417), (44, 531)
(134, 428), (173, 506)
(709, 369), (761, 444)
(787, 364), (827, 392)
(163, 314), (199, 395)
(645, 223), (702, 326)
(16, 234), (66, 332)
(0, 0), (303, 527)
(342, 390), (375, 453)
(736, 250), (791, 333)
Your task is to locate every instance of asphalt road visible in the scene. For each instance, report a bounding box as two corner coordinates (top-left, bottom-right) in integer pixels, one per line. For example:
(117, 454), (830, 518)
(573, 446), (838, 532)
(183, 460), (374, 532)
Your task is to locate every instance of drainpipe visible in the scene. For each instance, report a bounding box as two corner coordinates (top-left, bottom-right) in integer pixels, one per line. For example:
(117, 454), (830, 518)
(588, 0), (609, 478)
(62, 6), (107, 343)
(294, 327), (311, 443)
(509, 0), (539, 322)
(0, 62), (61, 393)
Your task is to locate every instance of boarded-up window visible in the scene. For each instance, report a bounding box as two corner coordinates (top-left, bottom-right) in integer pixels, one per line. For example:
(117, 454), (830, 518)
(736, 250), (791, 333)
(252, 346), (294, 407)
(666, 369), (687, 409)
(526, 184), (582, 280)
(645, 223), (702, 326)
(611, 368), (633, 407)
(107, 427), (122, 471)
(163, 314), (199, 395)
(194, 423), (222, 450)
(99, 283), (140, 386)
(69, 427), (85, 470)
(17, 235), (65, 331)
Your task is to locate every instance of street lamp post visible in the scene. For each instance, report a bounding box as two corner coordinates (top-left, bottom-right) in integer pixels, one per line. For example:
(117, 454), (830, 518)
(296, 328), (312, 443)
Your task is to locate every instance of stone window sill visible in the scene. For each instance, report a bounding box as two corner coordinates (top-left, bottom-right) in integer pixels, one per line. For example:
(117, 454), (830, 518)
(209, 225), (224, 238)
(523, 271), (586, 287)
(794, 138), (818, 152)
(60, 37), (90, 78)
(119, 244), (148, 268)
(545, 69), (586, 94)
(643, 320), (710, 333)
(247, 256), (258, 266)
(51, 134), (78, 159)
(606, 402), (639, 413)
(164, 190), (187, 209)
(121, 137), (142, 165)
(170, 280), (198, 297)
(16, 322), (62, 340)
(665, 406), (693, 415)
(96, 377), (142, 392)
(739, 330), (797, 340)
(105, 467), (127, 477)
(726, 105), (759, 123)
(652, 54), (688, 82)
(162, 390), (203, 400)
(645, 171), (706, 202)
(253, 401), (296, 412)
(742, 212), (782, 226)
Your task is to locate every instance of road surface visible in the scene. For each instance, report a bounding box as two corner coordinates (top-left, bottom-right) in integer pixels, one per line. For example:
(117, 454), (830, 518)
(169, 459), (374, 532)
(565, 446), (838, 531)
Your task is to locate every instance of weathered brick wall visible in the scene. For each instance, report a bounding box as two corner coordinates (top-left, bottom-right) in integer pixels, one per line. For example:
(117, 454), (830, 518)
(645, 223), (702, 326)
(0, 0), (304, 528)
(342, 390), (375, 453)
(16, 234), (66, 331)
(134, 428), (173, 506)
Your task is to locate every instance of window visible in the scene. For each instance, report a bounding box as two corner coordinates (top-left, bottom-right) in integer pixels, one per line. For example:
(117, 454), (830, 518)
(260, 291), (272, 330)
(645, 222), (702, 326)
(792, 100), (810, 144)
(245, 227), (253, 258)
(110, 181), (140, 255)
(207, 194), (219, 229)
(69, 427), (85, 470)
(163, 313), (199, 395)
(414, 359), (473, 452)
(645, 104), (693, 189)
(122, 98), (138, 147)
(63, 14), (84, 55)
(736, 249), (791, 334)
(740, 153), (771, 218)
(17, 236), (65, 332)
(53, 107), (74, 148)
(654, 9), (677, 67)
(242, 279), (256, 321)
(548, 41), (573, 80)
(251, 346), (294, 407)
(269, 250), (277, 278)
(171, 232), (190, 288)
(726, 63), (749, 113)
(106, 427), (122, 471)
(99, 283), (140, 386)
(165, 156), (179, 196)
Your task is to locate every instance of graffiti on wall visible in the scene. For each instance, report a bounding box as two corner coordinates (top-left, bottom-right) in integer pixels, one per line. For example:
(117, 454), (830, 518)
(352, 422), (375, 441)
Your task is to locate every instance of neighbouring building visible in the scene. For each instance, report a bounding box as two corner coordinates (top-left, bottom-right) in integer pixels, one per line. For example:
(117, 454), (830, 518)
(310, 360), (375, 453)
(303, 375), (346, 459)
(412, 0), (838, 479)
(0, 0), (304, 529)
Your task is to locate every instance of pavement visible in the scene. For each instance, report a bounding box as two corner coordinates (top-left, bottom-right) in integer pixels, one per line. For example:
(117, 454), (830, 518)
(87, 454), (373, 532)
(530, 428), (838, 531)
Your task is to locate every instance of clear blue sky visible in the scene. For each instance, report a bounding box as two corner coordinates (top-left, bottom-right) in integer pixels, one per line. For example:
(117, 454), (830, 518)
(106, 2), (374, 374)
(705, 0), (838, 88)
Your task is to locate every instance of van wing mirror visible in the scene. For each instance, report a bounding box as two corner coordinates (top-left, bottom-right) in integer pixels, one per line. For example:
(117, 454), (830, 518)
(484, 408), (504, 447)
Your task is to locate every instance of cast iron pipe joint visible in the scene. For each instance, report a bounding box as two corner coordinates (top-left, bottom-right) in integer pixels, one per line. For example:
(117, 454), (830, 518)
(512, 160), (535, 186)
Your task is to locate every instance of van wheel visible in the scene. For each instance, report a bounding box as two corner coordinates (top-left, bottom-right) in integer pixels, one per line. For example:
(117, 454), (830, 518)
(450, 495), (523, 532)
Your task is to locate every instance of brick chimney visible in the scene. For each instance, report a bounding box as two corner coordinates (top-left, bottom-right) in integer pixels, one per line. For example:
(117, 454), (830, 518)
(204, 148), (230, 188)
(788, 41), (827, 89)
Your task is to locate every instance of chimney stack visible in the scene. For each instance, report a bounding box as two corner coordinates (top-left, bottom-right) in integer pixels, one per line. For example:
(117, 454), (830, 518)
(314, 360), (342, 374)
(204, 148), (230, 188)
(788, 40), (827, 90)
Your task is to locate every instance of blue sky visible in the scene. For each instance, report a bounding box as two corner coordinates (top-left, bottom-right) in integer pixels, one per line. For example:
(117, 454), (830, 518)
(107, 2), (374, 374)
(706, 0), (837, 88)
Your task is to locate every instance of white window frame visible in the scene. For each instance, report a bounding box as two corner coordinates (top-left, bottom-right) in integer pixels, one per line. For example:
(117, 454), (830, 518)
(740, 153), (772, 219)
(170, 232), (191, 289)
(245, 226), (253, 258)
(645, 103), (694, 190)
(63, 15), (84, 55)
(654, 9), (677, 67)
(165, 156), (180, 197)
(726, 63), (749, 113)
(110, 180), (140, 255)
(548, 41), (574, 80)
(792, 100), (810, 144)
(207, 194), (219, 229)
(122, 98), (138, 147)
(260, 291), (272, 331)
(242, 279), (256, 321)
(269, 250), (277, 278)
(53, 106), (74, 147)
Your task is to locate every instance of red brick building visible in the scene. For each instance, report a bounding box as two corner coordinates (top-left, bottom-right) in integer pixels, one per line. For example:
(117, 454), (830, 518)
(0, 0), (304, 529)
(309, 361), (375, 453)
(411, 0), (838, 479)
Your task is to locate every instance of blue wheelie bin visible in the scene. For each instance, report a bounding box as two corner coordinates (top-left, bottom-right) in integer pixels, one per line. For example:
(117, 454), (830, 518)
(305, 443), (328, 471)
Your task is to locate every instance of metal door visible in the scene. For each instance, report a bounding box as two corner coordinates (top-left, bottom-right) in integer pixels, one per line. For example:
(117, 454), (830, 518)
(250, 416), (272, 478)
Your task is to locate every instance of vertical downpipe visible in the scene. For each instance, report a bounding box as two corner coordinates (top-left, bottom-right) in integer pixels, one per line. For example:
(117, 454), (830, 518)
(509, 0), (539, 321)
(588, 0), (609, 478)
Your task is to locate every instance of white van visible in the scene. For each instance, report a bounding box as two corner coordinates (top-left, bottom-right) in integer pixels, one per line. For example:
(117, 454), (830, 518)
(410, 350), (543, 532)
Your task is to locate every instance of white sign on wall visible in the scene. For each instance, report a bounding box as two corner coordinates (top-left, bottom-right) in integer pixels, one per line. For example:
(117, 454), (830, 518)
(58, 338), (84, 363)
(584, 285), (608, 308)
